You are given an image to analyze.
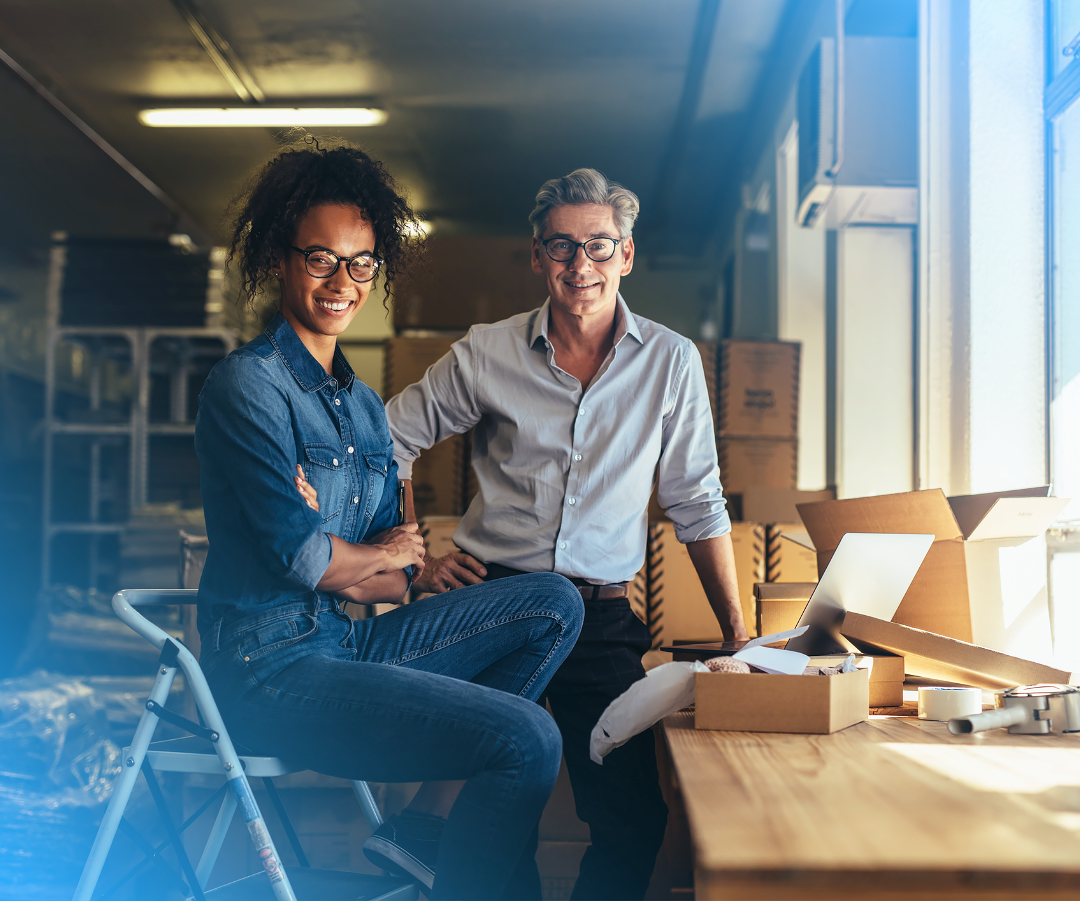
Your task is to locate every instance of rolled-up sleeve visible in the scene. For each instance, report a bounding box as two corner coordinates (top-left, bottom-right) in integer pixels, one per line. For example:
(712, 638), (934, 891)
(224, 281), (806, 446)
(196, 356), (331, 589)
(384, 333), (483, 478)
(657, 341), (731, 543)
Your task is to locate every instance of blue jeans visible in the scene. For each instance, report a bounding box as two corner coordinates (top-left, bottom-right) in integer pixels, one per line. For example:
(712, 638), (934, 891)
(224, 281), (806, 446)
(200, 573), (583, 901)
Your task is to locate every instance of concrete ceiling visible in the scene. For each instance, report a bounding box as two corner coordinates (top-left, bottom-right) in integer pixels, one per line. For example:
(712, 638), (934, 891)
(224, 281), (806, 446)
(0, 0), (790, 261)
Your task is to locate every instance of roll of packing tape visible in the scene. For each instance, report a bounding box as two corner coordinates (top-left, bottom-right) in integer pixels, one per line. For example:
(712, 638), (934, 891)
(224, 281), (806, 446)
(918, 686), (983, 721)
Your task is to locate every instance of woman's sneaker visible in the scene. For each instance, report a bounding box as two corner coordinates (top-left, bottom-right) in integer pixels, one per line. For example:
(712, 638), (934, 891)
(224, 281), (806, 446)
(363, 809), (445, 889)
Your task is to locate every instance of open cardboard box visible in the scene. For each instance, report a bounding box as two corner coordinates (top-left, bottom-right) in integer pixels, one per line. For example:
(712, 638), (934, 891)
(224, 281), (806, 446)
(695, 668), (869, 734)
(796, 487), (1069, 661)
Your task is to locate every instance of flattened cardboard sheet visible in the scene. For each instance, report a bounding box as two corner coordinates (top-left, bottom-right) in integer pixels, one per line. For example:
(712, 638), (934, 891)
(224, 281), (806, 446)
(838, 611), (1077, 689)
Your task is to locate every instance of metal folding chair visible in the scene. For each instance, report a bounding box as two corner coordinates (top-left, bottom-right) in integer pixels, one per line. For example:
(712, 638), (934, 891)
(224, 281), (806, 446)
(73, 589), (418, 901)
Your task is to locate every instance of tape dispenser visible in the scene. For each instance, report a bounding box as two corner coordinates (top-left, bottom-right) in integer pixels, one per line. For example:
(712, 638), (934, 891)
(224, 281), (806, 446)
(948, 684), (1080, 735)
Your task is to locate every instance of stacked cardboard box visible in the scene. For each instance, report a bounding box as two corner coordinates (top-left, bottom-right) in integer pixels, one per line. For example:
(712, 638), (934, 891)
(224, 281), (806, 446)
(384, 337), (471, 519)
(642, 520), (765, 645)
(393, 237), (546, 331)
(715, 340), (800, 491)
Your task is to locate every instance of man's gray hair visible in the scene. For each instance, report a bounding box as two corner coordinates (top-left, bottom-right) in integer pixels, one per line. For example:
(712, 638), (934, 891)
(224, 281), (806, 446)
(528, 168), (640, 239)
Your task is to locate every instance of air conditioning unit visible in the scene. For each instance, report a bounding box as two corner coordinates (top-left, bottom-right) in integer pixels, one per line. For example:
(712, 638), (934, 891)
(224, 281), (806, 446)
(797, 36), (918, 228)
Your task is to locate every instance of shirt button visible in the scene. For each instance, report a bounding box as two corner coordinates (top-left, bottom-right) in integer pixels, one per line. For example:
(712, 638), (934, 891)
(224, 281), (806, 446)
(568, 497), (576, 505)
(334, 398), (341, 406)
(574, 454), (582, 461)
(347, 446), (354, 454)
(559, 541), (567, 549)
(332, 458), (339, 466)
(578, 408), (586, 416)
(353, 496), (359, 504)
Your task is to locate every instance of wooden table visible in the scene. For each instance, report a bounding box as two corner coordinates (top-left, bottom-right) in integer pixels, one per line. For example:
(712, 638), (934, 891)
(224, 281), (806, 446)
(661, 711), (1080, 899)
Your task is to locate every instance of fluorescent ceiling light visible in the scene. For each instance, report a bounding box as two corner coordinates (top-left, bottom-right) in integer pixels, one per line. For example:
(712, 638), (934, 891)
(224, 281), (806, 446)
(138, 107), (387, 127)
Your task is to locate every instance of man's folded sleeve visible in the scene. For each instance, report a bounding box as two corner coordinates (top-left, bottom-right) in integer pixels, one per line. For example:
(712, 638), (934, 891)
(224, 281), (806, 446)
(196, 356), (331, 589)
(384, 334), (483, 479)
(657, 341), (732, 544)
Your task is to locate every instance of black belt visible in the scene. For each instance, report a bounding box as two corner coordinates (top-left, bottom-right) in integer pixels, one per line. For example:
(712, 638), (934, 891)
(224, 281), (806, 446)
(483, 562), (629, 601)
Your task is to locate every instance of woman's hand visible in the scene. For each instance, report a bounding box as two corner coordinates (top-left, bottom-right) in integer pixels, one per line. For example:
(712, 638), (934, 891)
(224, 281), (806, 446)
(295, 465), (319, 512)
(369, 522), (426, 575)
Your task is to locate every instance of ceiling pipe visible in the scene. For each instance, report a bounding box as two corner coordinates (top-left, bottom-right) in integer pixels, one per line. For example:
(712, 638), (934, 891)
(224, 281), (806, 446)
(169, 0), (265, 104)
(824, 0), (845, 178)
(0, 42), (212, 243)
(646, 0), (723, 244)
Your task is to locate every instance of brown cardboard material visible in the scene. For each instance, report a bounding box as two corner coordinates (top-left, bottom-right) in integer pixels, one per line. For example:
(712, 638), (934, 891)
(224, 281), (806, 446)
(718, 437), (798, 492)
(385, 337), (470, 517)
(869, 682), (904, 707)
(730, 487), (836, 524)
(717, 340), (800, 439)
(765, 523), (820, 583)
(797, 488), (1070, 650)
(695, 668), (869, 733)
(808, 654), (905, 707)
(753, 581), (815, 638)
(644, 521), (764, 644)
(837, 611), (1079, 690)
(393, 237), (546, 330)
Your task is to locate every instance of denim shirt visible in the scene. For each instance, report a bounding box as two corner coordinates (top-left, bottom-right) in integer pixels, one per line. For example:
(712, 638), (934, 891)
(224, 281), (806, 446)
(194, 313), (401, 636)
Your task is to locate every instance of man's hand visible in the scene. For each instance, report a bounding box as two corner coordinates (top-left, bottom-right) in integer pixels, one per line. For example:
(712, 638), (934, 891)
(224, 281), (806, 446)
(413, 551), (487, 593)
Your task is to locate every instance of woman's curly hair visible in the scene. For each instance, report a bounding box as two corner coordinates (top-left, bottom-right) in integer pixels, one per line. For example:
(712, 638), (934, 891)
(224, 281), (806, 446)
(227, 136), (423, 307)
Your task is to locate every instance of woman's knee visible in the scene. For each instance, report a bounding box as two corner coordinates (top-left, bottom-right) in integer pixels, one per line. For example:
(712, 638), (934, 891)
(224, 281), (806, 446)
(501, 699), (563, 788)
(527, 572), (584, 637)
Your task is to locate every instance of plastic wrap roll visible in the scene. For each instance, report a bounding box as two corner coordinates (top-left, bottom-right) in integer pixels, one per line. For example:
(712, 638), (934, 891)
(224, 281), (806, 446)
(918, 686), (982, 721)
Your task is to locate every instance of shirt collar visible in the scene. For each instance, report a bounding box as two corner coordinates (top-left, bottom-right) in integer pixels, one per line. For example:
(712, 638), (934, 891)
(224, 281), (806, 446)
(264, 313), (356, 393)
(529, 293), (644, 349)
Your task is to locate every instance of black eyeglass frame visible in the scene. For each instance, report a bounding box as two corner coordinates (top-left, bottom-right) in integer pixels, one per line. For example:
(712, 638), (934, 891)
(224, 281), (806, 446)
(540, 236), (621, 263)
(289, 245), (384, 283)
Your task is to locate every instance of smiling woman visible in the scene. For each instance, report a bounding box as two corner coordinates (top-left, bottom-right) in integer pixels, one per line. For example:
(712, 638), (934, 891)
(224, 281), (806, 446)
(193, 137), (584, 899)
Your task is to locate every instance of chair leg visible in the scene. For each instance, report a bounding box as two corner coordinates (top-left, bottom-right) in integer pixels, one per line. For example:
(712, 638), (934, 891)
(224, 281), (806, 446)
(195, 788), (237, 888)
(262, 778), (310, 868)
(351, 780), (384, 831)
(73, 663), (177, 901)
(141, 761), (207, 901)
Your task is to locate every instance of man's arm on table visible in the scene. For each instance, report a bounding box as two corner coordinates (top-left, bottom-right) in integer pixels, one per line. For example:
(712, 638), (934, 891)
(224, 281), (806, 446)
(687, 534), (748, 641)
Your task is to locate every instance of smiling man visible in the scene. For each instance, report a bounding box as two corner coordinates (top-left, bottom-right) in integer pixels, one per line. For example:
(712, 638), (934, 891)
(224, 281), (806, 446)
(384, 168), (746, 900)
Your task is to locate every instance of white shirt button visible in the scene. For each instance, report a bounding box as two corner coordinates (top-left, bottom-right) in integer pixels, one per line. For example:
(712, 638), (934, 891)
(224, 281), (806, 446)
(353, 496), (359, 504)
(568, 497), (576, 505)
(559, 541), (567, 549)
(334, 398), (341, 406)
(332, 458), (339, 466)
(578, 408), (586, 416)
(574, 454), (582, 461)
(347, 446), (354, 454)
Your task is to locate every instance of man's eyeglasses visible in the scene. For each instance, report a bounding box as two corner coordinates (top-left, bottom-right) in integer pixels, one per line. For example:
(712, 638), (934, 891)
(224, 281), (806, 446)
(290, 246), (383, 283)
(540, 237), (620, 263)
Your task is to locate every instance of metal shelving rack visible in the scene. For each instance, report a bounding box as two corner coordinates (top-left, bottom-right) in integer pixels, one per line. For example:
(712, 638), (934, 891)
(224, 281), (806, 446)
(42, 240), (237, 591)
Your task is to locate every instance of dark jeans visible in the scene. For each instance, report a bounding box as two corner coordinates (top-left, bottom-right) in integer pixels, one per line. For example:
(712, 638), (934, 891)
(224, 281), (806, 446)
(486, 570), (669, 901)
(199, 574), (584, 901)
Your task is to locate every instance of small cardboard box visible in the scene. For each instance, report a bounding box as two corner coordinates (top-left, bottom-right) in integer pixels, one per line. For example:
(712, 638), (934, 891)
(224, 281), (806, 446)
(717, 437), (798, 492)
(717, 339), (800, 439)
(809, 654), (905, 707)
(797, 487), (1070, 655)
(645, 521), (765, 644)
(838, 611), (1078, 690)
(695, 668), (869, 733)
(753, 581), (815, 637)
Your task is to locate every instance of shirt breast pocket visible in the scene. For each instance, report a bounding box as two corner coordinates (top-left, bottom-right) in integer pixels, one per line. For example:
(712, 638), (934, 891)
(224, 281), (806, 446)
(362, 450), (389, 521)
(303, 442), (346, 525)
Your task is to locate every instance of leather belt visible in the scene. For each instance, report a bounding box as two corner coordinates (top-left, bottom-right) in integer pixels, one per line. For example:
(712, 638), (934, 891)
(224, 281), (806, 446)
(483, 562), (629, 601)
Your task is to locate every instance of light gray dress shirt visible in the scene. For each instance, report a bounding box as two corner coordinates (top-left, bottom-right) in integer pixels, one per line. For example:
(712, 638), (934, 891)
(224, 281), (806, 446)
(384, 294), (731, 584)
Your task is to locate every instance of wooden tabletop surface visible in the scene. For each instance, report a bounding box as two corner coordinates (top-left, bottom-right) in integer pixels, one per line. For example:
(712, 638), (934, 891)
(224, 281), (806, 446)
(662, 711), (1080, 899)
